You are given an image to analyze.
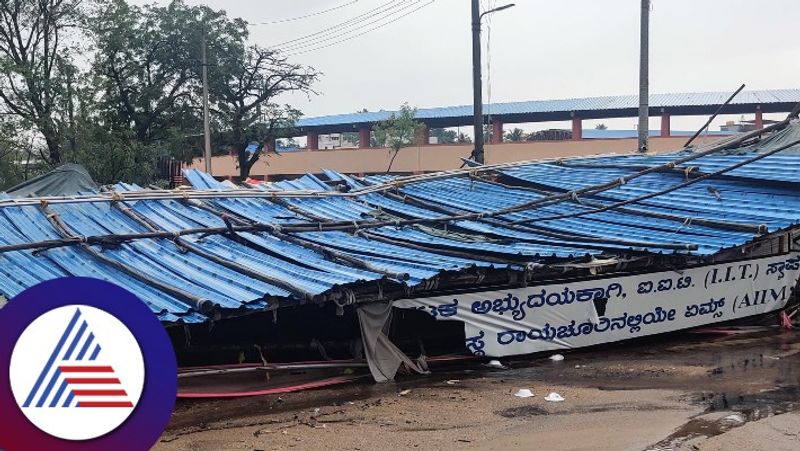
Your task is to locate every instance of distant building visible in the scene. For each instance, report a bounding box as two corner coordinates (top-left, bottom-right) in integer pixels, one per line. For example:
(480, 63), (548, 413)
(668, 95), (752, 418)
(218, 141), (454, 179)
(525, 129), (730, 141)
(720, 119), (779, 133)
(318, 133), (357, 149)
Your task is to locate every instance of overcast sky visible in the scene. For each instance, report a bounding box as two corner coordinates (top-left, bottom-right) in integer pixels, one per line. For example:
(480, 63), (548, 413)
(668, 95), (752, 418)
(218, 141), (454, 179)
(136, 0), (800, 132)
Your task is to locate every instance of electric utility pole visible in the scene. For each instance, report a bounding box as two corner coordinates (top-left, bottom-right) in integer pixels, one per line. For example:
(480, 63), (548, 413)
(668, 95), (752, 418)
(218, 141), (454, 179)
(471, 1), (514, 164)
(202, 27), (213, 174)
(471, 0), (484, 164)
(638, 0), (650, 152)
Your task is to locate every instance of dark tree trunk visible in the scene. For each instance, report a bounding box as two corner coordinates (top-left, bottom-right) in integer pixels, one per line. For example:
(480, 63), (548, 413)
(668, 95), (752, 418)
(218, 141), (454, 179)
(232, 116), (255, 179)
(40, 122), (62, 164)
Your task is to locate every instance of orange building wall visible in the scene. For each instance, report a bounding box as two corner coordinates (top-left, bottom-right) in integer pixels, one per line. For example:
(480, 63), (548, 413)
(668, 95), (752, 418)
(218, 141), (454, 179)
(189, 136), (716, 180)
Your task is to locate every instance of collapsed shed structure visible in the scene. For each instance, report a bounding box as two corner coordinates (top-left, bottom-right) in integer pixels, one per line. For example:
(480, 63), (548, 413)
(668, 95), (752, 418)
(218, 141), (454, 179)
(2, 120), (800, 380)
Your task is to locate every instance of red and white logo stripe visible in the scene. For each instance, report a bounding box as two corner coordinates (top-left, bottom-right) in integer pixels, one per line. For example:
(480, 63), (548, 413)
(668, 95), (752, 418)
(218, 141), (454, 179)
(58, 365), (133, 408)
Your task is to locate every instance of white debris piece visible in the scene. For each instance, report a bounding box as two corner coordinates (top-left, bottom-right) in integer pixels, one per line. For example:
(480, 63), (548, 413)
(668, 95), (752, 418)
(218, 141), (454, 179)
(514, 389), (535, 398)
(549, 354), (565, 362)
(486, 360), (509, 369)
(724, 414), (746, 424)
(544, 392), (565, 402)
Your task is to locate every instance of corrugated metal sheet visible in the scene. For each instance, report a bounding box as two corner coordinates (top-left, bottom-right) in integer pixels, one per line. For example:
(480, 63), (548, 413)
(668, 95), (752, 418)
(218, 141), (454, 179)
(3, 124), (800, 324)
(297, 89), (800, 127)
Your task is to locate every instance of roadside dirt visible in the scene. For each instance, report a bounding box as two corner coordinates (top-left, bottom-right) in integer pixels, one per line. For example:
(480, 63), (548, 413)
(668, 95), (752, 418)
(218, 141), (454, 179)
(156, 328), (800, 451)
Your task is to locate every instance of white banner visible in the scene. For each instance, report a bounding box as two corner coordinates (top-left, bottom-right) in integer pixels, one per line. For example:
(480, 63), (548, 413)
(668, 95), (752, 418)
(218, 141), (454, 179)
(395, 252), (800, 357)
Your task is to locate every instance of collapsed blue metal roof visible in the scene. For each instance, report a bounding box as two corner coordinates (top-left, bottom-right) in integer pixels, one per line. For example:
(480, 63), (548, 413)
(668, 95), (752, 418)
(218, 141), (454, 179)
(3, 123), (800, 324)
(297, 89), (800, 131)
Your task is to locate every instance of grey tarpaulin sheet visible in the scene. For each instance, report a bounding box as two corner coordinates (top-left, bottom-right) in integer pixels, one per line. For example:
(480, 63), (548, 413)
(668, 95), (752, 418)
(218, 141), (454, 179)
(6, 164), (97, 198)
(357, 302), (427, 382)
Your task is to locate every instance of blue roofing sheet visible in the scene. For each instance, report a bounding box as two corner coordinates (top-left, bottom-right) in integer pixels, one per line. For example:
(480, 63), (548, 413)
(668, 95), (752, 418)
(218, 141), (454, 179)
(4, 124), (800, 323)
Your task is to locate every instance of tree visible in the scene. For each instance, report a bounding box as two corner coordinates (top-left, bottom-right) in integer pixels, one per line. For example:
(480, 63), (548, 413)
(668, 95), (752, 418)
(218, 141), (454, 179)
(341, 131), (359, 147)
(0, 150), (20, 189)
(67, 125), (159, 186)
(373, 103), (422, 173)
(504, 128), (527, 142)
(0, 0), (319, 186)
(431, 128), (457, 144)
(595, 123), (608, 130)
(277, 137), (298, 149)
(91, 0), (247, 145)
(456, 132), (472, 144)
(0, 119), (30, 189)
(211, 45), (318, 178)
(0, 0), (84, 164)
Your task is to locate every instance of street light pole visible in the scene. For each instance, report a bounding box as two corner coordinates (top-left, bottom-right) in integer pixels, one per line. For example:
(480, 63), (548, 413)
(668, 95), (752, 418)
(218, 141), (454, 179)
(471, 1), (514, 164)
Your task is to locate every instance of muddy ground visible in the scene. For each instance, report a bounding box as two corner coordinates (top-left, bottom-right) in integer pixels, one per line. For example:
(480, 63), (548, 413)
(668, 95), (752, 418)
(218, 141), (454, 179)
(157, 328), (800, 450)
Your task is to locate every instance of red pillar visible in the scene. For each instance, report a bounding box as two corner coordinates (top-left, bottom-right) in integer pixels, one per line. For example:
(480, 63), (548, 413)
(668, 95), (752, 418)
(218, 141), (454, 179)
(660, 112), (671, 137)
(491, 120), (503, 144)
(755, 107), (764, 130)
(571, 115), (582, 140)
(358, 126), (371, 149)
(416, 124), (430, 146)
(307, 131), (319, 150)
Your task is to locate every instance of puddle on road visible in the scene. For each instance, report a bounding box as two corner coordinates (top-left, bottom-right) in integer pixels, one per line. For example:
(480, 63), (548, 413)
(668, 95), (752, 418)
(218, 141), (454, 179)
(482, 328), (800, 390)
(486, 328), (800, 448)
(497, 402), (667, 418)
(652, 386), (800, 450)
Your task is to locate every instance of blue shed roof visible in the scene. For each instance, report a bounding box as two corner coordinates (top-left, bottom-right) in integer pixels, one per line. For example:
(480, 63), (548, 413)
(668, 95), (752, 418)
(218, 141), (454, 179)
(296, 89), (800, 132)
(3, 123), (800, 323)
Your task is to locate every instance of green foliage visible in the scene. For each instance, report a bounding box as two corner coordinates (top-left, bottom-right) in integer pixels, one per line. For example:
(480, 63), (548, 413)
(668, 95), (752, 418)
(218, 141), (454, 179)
(91, 0), (247, 144)
(341, 132), (360, 147)
(0, 148), (25, 190)
(431, 128), (458, 144)
(65, 124), (159, 186)
(372, 104), (423, 173)
(0, 118), (41, 190)
(211, 43), (318, 178)
(88, 0), (318, 180)
(0, 0), (85, 164)
(373, 104), (422, 152)
(504, 128), (528, 142)
(457, 132), (472, 144)
(224, 104), (304, 178)
(0, 0), (319, 186)
(595, 123), (608, 130)
(277, 137), (299, 148)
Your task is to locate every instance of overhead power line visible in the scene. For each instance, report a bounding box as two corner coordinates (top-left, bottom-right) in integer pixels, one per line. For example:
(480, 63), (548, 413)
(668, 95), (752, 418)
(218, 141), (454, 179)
(284, 1), (436, 56)
(269, 0), (410, 49)
(280, 0), (429, 53)
(248, 1), (360, 25)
